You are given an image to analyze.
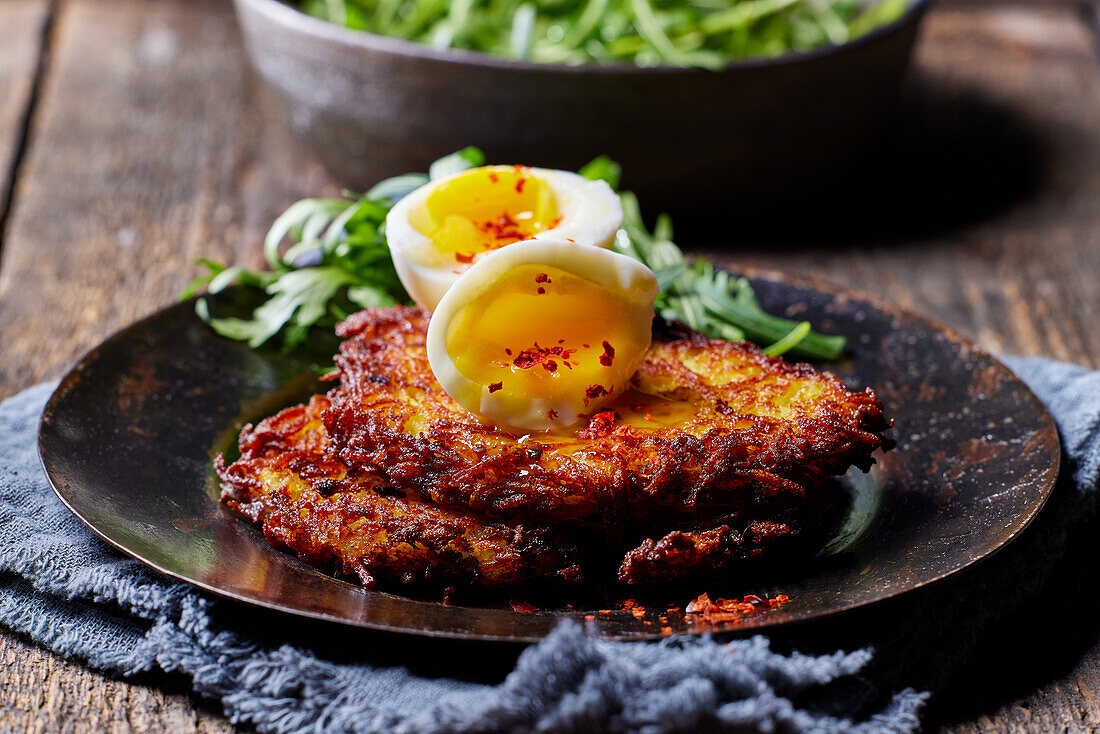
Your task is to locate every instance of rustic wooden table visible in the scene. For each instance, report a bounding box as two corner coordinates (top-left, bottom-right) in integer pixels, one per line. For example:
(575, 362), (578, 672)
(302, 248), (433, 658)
(0, 0), (1097, 730)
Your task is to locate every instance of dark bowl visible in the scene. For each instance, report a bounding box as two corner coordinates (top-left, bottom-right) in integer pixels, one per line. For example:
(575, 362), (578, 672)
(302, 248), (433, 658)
(233, 0), (929, 214)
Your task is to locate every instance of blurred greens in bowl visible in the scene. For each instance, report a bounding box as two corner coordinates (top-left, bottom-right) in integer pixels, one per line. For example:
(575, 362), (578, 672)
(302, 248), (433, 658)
(235, 0), (927, 216)
(300, 0), (908, 68)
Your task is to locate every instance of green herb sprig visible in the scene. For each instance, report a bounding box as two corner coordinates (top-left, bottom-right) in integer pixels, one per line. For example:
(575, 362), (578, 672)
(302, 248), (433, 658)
(300, 0), (907, 69)
(185, 147), (844, 360)
(577, 155), (844, 359)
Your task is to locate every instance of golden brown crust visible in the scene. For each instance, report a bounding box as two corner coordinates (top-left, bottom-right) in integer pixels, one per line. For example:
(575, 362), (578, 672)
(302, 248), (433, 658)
(217, 394), (583, 588)
(322, 307), (887, 527)
(217, 306), (889, 590)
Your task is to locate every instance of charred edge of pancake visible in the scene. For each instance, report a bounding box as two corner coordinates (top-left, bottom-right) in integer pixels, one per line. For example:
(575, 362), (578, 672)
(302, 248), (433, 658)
(615, 479), (849, 586)
(215, 396), (585, 590)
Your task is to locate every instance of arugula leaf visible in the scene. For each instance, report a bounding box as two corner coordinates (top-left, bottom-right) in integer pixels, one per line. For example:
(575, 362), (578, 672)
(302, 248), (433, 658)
(577, 155), (622, 190)
(200, 267), (360, 349)
(188, 175), (413, 353)
(188, 148), (844, 360)
(366, 174), (430, 202)
(299, 0), (909, 69)
(428, 146), (487, 181)
(510, 3), (537, 58)
(586, 177), (845, 359)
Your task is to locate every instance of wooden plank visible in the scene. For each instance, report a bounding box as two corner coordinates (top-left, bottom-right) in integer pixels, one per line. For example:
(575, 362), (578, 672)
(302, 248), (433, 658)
(717, 5), (1100, 730)
(0, 638), (233, 733)
(0, 0), (335, 400)
(0, 0), (1097, 732)
(0, 0), (50, 229)
(937, 645), (1100, 733)
(0, 0), (331, 730)
(718, 5), (1100, 369)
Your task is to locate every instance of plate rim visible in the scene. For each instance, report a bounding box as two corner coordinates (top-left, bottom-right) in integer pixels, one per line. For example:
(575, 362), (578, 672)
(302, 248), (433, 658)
(37, 271), (1062, 641)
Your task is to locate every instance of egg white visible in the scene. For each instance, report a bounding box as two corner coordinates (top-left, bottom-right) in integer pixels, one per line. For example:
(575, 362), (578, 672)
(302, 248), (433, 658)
(386, 166), (622, 311)
(426, 238), (658, 434)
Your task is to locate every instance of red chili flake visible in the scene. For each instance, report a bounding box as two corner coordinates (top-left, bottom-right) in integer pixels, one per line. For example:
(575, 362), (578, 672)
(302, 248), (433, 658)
(584, 614), (596, 621)
(579, 409), (618, 439)
(509, 600), (538, 613)
(512, 344), (568, 370)
(547, 409), (559, 421)
(598, 609), (615, 615)
(645, 414), (653, 421)
(488, 381), (503, 393)
(557, 338), (565, 343)
(685, 593), (711, 614)
(717, 598), (756, 614)
(684, 592), (788, 624)
(511, 348), (541, 369)
(505, 348), (512, 356)
(455, 252), (475, 264)
(478, 212), (525, 244)
(566, 238), (575, 243)
(599, 341), (615, 366)
(660, 627), (673, 637)
(537, 287), (546, 294)
(488, 172), (499, 183)
(582, 343), (591, 349)
(535, 273), (550, 283)
(584, 384), (609, 402)
(631, 607), (646, 620)
(515, 178), (526, 193)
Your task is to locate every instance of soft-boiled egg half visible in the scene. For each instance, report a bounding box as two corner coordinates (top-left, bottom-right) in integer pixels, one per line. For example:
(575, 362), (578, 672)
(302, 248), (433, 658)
(386, 165), (622, 311)
(426, 239), (658, 434)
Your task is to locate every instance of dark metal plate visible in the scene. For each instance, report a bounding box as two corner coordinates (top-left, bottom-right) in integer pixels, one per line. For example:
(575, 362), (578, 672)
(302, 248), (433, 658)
(38, 274), (1060, 641)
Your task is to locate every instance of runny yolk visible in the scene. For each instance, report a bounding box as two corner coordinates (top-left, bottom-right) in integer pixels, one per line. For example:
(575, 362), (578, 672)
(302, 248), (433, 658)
(610, 390), (699, 429)
(410, 167), (561, 260)
(445, 264), (649, 421)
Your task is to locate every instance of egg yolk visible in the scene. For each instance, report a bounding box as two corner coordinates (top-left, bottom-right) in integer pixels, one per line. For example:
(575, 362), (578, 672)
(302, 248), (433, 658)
(444, 264), (650, 424)
(409, 167), (561, 260)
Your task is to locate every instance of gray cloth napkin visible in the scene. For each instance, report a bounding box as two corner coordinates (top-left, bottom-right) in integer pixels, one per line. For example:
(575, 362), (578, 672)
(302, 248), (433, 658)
(0, 356), (1095, 734)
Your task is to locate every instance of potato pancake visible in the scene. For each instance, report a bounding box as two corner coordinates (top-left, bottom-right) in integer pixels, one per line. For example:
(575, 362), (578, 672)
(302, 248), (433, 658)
(218, 306), (888, 589)
(217, 394), (583, 588)
(321, 307), (887, 527)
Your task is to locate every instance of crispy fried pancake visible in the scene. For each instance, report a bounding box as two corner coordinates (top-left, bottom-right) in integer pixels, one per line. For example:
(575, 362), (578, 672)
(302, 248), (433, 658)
(322, 307), (887, 527)
(617, 518), (796, 586)
(217, 394), (583, 588)
(219, 306), (888, 589)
